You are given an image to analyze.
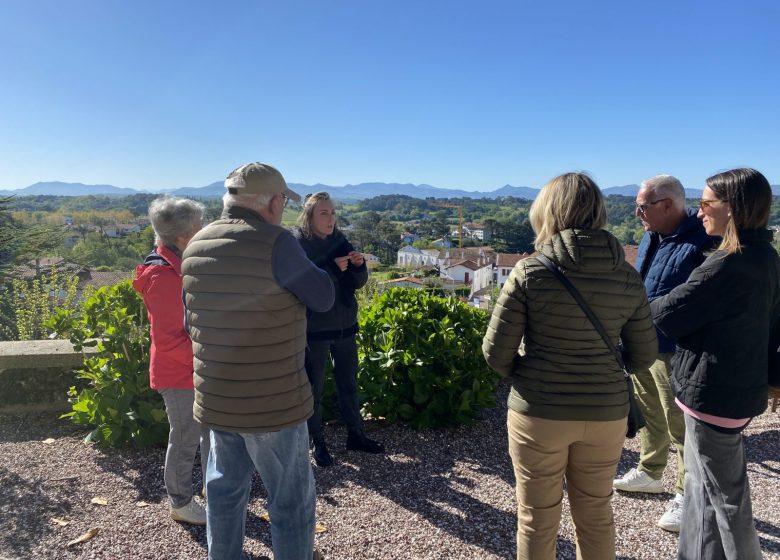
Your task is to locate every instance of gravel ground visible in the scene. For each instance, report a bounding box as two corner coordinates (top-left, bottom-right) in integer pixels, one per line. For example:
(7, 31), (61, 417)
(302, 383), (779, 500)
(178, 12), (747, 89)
(1, 382), (779, 560)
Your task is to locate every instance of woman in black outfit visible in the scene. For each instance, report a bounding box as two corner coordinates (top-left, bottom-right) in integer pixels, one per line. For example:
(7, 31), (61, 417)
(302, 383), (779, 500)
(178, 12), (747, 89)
(294, 192), (385, 467)
(650, 168), (780, 559)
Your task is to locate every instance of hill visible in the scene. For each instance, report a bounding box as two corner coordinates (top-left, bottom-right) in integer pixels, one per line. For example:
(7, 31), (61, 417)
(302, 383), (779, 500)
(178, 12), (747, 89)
(1, 180), (778, 201)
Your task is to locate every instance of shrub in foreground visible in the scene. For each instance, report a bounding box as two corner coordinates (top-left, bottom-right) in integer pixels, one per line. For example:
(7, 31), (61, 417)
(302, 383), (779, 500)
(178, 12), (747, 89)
(49, 281), (168, 448)
(357, 288), (498, 429)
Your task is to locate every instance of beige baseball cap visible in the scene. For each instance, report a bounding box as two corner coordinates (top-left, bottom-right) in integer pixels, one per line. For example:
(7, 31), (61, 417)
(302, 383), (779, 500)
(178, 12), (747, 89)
(224, 162), (301, 202)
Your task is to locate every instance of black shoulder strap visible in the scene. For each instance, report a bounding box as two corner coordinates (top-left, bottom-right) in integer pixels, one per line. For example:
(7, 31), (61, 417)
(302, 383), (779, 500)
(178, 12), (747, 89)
(536, 254), (626, 372)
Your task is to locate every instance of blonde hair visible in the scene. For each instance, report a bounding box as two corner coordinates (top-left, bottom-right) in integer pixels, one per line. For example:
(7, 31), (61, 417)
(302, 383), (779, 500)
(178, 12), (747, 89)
(530, 172), (607, 250)
(706, 168), (772, 255)
(297, 191), (335, 239)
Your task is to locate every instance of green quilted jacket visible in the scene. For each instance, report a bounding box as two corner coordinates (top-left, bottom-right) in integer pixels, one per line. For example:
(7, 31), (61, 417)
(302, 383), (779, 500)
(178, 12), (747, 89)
(483, 228), (657, 421)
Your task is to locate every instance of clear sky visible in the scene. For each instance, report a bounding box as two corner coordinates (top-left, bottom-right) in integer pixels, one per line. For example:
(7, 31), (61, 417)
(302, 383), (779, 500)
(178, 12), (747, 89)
(1, 0), (778, 191)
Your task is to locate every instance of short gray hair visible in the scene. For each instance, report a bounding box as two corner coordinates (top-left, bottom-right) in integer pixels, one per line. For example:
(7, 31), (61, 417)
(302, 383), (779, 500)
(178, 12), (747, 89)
(222, 191), (274, 214)
(639, 175), (686, 209)
(148, 196), (205, 246)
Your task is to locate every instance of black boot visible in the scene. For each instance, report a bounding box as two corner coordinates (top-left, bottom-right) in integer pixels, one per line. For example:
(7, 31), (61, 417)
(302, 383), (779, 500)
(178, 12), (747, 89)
(312, 440), (333, 467)
(346, 432), (385, 454)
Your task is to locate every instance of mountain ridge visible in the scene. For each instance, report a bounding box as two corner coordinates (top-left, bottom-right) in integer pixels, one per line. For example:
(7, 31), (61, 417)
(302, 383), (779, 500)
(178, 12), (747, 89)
(1, 180), (778, 201)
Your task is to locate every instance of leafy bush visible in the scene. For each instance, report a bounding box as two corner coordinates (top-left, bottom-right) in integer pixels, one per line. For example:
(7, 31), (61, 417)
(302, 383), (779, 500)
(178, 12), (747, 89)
(357, 288), (498, 429)
(48, 281), (169, 448)
(4, 265), (80, 340)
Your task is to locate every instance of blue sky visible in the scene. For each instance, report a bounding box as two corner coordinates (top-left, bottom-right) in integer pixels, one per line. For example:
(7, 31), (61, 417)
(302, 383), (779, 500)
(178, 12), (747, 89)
(1, 1), (778, 191)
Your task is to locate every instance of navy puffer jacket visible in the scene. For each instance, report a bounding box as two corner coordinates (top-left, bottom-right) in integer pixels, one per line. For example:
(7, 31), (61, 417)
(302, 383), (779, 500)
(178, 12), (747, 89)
(635, 209), (716, 353)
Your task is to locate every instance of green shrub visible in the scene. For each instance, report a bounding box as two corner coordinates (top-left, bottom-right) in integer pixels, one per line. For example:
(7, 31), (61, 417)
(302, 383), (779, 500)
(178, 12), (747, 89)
(48, 281), (169, 448)
(357, 288), (498, 429)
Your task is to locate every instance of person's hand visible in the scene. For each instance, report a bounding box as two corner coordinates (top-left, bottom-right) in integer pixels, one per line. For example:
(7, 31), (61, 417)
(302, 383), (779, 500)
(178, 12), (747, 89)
(348, 251), (365, 267)
(334, 255), (349, 272)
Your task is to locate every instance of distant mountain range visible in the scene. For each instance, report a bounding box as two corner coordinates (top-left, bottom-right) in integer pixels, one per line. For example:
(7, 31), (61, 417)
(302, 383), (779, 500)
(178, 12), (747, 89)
(1, 180), (778, 201)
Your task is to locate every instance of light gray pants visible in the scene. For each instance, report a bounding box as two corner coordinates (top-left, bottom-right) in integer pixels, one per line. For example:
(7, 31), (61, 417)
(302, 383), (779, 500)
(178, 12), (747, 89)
(159, 388), (210, 508)
(679, 414), (762, 560)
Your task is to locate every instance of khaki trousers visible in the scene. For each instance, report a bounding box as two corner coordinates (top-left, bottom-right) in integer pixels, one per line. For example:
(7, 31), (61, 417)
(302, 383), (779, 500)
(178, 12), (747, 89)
(507, 410), (626, 560)
(633, 353), (686, 495)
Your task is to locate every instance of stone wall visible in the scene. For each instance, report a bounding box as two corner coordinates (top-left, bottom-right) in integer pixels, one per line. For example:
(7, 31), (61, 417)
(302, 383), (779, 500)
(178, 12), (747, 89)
(0, 340), (95, 413)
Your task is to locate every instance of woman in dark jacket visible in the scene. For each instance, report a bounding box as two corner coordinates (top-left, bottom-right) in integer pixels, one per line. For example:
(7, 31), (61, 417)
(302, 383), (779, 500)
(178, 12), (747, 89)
(294, 192), (384, 467)
(650, 168), (780, 560)
(483, 173), (658, 559)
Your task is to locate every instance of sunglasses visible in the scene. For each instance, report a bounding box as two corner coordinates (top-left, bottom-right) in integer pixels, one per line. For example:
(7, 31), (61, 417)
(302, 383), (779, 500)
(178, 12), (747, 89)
(635, 198), (669, 215)
(699, 198), (722, 210)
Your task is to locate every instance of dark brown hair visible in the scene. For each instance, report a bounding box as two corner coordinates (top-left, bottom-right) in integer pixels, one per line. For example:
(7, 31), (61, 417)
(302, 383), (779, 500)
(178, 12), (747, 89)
(706, 168), (772, 254)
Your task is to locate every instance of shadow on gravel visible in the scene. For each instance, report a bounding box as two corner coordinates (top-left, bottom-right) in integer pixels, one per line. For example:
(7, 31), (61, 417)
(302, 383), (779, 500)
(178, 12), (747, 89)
(245, 509), (273, 550)
(0, 412), (81, 444)
(314, 413), (517, 558)
(615, 447), (640, 475)
(92, 446), (207, 507)
(756, 518), (780, 555)
(0, 467), (68, 557)
(745, 429), (780, 475)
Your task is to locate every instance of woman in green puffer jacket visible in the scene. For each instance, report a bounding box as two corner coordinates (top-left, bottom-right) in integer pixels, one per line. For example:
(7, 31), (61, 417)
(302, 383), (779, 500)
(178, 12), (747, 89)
(482, 172), (657, 560)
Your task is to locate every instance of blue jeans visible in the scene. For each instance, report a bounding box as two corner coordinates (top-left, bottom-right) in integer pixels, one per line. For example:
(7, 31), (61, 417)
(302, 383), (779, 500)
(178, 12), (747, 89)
(206, 423), (316, 560)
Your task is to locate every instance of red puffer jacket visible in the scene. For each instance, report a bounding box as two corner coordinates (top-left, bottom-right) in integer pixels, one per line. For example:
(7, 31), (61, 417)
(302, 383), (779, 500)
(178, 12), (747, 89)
(132, 245), (193, 389)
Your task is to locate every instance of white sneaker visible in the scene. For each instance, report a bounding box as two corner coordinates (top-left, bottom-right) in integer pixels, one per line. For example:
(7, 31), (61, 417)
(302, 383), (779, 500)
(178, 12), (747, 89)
(170, 499), (207, 525)
(613, 467), (664, 493)
(658, 493), (683, 532)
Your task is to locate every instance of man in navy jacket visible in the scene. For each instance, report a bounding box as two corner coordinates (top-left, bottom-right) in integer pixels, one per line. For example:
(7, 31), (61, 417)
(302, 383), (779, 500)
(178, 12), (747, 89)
(613, 175), (717, 532)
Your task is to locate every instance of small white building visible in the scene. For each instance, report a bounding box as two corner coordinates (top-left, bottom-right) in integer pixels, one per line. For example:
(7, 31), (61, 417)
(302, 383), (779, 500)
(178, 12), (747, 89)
(397, 246), (439, 268)
(431, 237), (451, 249)
(442, 259), (481, 285)
(495, 253), (530, 286)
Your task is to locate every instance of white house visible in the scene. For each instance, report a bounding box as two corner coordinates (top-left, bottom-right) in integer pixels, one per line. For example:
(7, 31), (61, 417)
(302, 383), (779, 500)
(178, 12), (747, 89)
(396, 246), (439, 268)
(400, 231), (420, 244)
(442, 259), (481, 285)
(431, 237), (451, 249)
(470, 262), (495, 295)
(495, 253), (529, 286)
(363, 253), (381, 265)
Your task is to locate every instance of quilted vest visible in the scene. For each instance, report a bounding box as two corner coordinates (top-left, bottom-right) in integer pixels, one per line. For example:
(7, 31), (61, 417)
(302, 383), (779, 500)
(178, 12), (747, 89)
(181, 207), (312, 432)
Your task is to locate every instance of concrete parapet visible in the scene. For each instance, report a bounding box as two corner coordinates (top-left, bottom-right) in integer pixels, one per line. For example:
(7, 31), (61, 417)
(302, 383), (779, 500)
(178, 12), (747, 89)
(0, 340), (95, 413)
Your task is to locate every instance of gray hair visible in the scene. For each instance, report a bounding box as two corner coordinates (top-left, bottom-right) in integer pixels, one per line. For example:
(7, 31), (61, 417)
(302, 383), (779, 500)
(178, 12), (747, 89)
(222, 191), (274, 214)
(148, 196), (205, 246)
(639, 175), (686, 209)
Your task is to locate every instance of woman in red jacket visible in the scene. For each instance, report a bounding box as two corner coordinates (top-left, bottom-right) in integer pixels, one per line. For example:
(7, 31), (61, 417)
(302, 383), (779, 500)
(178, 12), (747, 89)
(133, 196), (207, 525)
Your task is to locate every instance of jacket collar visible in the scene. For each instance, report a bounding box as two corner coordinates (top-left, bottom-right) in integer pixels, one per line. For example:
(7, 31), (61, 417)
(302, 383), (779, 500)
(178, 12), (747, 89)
(156, 245), (182, 275)
(738, 228), (773, 245)
(667, 208), (704, 239)
(222, 205), (267, 223)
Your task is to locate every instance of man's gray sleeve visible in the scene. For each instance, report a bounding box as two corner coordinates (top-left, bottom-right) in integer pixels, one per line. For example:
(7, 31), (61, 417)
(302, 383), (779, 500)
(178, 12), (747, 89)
(273, 231), (335, 312)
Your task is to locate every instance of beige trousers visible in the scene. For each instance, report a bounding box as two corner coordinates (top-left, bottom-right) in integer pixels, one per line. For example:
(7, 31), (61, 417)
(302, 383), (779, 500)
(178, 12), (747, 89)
(507, 409), (626, 560)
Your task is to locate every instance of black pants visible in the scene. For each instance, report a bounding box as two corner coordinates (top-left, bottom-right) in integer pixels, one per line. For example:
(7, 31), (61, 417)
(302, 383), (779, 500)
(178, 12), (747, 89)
(305, 335), (363, 442)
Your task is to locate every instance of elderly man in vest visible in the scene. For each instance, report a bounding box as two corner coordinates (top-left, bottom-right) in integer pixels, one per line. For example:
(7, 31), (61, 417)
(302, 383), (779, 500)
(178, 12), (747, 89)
(613, 175), (716, 532)
(182, 162), (334, 560)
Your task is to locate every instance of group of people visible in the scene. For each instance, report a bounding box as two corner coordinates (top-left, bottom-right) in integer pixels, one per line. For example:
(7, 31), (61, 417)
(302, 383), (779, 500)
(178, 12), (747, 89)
(133, 163), (383, 559)
(484, 169), (779, 560)
(132, 160), (778, 560)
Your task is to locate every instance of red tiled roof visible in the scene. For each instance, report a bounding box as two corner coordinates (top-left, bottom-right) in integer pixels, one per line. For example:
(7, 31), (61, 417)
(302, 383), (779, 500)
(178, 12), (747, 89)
(623, 245), (639, 267)
(496, 253), (532, 267)
(447, 259), (482, 271)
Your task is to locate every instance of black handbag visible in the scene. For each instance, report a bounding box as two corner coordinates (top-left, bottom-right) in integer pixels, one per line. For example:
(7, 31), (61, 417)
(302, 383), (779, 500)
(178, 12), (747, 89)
(537, 255), (646, 438)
